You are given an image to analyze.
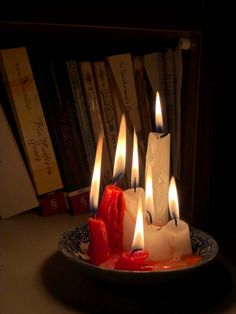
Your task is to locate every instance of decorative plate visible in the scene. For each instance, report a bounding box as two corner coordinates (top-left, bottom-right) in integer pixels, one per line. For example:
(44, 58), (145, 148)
(58, 224), (218, 285)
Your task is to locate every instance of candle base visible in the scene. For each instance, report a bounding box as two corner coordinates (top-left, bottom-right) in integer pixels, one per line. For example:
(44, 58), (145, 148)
(114, 250), (153, 271)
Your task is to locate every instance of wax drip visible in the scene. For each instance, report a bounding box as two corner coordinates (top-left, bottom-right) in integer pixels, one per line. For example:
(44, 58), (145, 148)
(146, 210), (153, 224)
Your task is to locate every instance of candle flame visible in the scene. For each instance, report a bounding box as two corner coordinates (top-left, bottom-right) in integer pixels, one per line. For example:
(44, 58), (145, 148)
(168, 176), (179, 220)
(113, 114), (126, 181)
(132, 198), (144, 250)
(131, 128), (139, 188)
(145, 163), (154, 222)
(90, 134), (103, 212)
(155, 91), (163, 132)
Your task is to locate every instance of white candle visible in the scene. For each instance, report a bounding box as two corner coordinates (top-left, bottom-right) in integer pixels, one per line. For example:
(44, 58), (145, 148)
(145, 91), (170, 226)
(144, 224), (171, 261)
(123, 128), (145, 251)
(144, 164), (171, 261)
(164, 177), (192, 260)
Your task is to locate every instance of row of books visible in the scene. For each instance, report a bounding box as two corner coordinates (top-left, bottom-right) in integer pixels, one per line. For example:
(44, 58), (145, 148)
(0, 43), (183, 219)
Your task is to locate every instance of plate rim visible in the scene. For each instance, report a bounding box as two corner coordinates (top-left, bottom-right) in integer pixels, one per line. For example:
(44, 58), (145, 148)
(58, 223), (219, 276)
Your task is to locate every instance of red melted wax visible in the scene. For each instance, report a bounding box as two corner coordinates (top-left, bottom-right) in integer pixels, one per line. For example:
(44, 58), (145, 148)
(98, 253), (202, 271)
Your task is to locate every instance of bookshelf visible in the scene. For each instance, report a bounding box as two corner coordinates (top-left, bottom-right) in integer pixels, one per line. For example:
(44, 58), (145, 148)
(0, 11), (213, 229)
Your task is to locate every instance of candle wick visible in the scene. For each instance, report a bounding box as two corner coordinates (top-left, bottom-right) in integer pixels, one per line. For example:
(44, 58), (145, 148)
(133, 177), (137, 192)
(113, 171), (124, 186)
(160, 133), (168, 138)
(130, 248), (142, 256)
(172, 212), (178, 226)
(156, 126), (163, 134)
(91, 206), (96, 218)
(146, 210), (153, 224)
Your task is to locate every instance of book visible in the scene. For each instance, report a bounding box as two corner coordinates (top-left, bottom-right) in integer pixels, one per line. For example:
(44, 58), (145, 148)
(106, 53), (145, 187)
(79, 61), (113, 189)
(143, 51), (168, 132)
(66, 59), (96, 174)
(0, 46), (68, 216)
(0, 102), (39, 219)
(132, 55), (152, 149)
(93, 60), (118, 165)
(163, 48), (182, 178)
(44, 60), (91, 214)
(144, 49), (182, 178)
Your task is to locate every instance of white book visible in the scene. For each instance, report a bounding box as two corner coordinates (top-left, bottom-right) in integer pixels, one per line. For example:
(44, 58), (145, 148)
(0, 103), (39, 219)
(79, 61), (112, 188)
(106, 53), (145, 187)
(0, 47), (63, 195)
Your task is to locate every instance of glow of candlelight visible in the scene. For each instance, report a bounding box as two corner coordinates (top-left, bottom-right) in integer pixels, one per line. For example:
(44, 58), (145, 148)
(89, 134), (103, 212)
(145, 163), (154, 223)
(155, 91), (164, 133)
(131, 198), (144, 250)
(168, 176), (179, 220)
(113, 114), (126, 181)
(131, 128), (139, 189)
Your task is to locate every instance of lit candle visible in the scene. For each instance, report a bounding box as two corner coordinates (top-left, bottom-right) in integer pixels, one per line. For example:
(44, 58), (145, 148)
(123, 128), (145, 250)
(145, 91), (170, 226)
(164, 177), (192, 260)
(88, 134), (110, 265)
(97, 115), (126, 252)
(144, 165), (171, 261)
(115, 198), (153, 271)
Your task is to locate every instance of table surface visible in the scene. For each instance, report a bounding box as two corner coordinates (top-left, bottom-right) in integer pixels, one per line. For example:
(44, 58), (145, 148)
(1, 210), (236, 314)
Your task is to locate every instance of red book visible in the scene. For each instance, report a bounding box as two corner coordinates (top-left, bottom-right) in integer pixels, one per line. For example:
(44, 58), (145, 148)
(39, 189), (68, 216)
(67, 187), (90, 215)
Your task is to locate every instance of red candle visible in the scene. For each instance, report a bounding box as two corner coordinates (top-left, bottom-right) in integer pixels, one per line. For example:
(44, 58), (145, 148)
(114, 249), (153, 271)
(97, 114), (127, 252)
(88, 134), (110, 265)
(88, 217), (110, 265)
(97, 184), (125, 251)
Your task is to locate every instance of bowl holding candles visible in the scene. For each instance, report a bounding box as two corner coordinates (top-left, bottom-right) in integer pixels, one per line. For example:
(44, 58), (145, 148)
(59, 107), (218, 284)
(58, 223), (218, 285)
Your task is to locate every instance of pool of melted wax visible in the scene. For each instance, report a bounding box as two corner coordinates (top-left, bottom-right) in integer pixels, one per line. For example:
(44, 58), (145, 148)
(98, 254), (202, 271)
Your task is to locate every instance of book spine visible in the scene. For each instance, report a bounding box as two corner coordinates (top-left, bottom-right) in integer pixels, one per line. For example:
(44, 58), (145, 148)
(93, 61), (118, 164)
(132, 56), (152, 149)
(106, 53), (145, 187)
(163, 48), (177, 176)
(45, 60), (91, 214)
(66, 59), (96, 173)
(0, 102), (39, 219)
(38, 189), (68, 216)
(0, 47), (63, 196)
(79, 61), (113, 188)
(143, 51), (168, 132)
(0, 46), (68, 216)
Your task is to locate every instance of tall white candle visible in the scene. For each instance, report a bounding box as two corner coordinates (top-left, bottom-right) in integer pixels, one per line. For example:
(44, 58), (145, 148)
(145, 91), (170, 226)
(123, 128), (145, 251)
(164, 177), (192, 260)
